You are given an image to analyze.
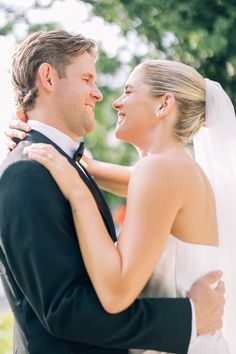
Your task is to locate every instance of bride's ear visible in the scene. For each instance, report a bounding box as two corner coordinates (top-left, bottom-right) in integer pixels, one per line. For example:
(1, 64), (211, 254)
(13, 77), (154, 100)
(156, 93), (175, 118)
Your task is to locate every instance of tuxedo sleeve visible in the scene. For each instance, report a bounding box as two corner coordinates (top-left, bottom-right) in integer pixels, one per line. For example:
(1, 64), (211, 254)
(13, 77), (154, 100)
(0, 160), (191, 353)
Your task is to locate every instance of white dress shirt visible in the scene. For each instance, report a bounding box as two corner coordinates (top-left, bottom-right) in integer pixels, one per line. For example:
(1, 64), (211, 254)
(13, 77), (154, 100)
(28, 120), (80, 158)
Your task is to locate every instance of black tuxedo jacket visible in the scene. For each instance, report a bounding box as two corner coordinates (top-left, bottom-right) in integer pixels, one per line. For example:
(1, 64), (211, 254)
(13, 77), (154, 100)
(0, 130), (191, 354)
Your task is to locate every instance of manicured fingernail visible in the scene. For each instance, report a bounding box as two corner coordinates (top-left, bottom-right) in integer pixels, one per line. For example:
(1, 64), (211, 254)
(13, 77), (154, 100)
(20, 133), (26, 138)
(26, 125), (31, 131)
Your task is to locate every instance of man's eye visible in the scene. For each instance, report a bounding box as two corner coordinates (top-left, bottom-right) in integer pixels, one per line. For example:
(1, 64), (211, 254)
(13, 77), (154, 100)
(83, 78), (89, 83)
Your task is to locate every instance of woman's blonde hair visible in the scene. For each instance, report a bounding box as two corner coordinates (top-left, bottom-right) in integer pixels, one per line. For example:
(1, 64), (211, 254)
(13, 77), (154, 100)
(140, 60), (205, 143)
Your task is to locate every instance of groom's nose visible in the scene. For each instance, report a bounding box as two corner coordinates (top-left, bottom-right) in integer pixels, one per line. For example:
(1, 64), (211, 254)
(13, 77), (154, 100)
(91, 85), (103, 102)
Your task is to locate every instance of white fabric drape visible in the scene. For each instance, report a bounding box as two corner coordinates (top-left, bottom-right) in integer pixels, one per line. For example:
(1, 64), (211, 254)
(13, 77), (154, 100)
(193, 79), (236, 354)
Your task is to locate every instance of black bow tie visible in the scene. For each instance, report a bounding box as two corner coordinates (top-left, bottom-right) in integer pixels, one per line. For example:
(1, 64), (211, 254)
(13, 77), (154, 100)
(73, 141), (85, 162)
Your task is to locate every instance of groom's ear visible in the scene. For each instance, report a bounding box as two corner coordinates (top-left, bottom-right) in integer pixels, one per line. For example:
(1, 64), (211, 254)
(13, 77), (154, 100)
(37, 63), (56, 92)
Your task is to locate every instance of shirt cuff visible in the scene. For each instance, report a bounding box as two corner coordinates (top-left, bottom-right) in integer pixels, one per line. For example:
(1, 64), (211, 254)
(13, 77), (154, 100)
(189, 299), (197, 344)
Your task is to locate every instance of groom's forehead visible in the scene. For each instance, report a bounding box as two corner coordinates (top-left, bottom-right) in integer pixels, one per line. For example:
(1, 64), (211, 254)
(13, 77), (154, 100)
(67, 52), (97, 78)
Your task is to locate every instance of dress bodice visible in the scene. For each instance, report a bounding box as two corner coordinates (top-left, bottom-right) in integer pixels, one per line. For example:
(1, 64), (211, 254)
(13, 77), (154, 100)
(130, 235), (230, 354)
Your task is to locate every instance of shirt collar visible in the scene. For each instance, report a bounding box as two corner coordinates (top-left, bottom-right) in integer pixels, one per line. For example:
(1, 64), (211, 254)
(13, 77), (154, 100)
(28, 120), (80, 158)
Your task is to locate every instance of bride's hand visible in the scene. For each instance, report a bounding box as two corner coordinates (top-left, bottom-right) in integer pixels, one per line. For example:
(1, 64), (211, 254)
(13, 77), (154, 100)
(80, 153), (96, 173)
(80, 153), (104, 177)
(23, 143), (86, 201)
(80, 154), (90, 170)
(5, 118), (31, 154)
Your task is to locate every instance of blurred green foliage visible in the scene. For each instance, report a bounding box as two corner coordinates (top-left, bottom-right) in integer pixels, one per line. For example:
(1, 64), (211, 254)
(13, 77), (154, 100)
(87, 0), (236, 103)
(0, 312), (13, 354)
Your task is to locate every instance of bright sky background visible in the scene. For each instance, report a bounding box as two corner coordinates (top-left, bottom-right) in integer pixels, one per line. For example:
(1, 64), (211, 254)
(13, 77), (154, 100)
(0, 0), (148, 296)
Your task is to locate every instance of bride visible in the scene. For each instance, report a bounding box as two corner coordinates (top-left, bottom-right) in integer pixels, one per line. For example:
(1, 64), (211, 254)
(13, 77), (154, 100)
(8, 60), (235, 353)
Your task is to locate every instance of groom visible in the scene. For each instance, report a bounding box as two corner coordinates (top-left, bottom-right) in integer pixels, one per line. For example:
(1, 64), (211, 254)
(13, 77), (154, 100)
(0, 30), (224, 354)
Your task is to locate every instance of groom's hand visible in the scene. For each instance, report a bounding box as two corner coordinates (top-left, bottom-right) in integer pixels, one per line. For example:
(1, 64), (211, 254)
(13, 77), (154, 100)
(188, 270), (225, 335)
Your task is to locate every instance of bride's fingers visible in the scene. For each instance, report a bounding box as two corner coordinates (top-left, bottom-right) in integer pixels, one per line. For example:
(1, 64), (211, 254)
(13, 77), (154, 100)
(9, 119), (31, 131)
(23, 144), (65, 170)
(198, 270), (223, 287)
(24, 148), (58, 169)
(5, 128), (27, 140)
(26, 143), (56, 150)
(23, 144), (56, 155)
(5, 146), (13, 155)
(23, 145), (56, 157)
(27, 151), (55, 169)
(4, 136), (17, 150)
(215, 280), (225, 294)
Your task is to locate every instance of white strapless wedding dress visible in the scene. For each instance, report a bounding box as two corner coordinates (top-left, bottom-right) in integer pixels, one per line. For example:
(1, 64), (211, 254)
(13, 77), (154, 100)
(129, 235), (231, 354)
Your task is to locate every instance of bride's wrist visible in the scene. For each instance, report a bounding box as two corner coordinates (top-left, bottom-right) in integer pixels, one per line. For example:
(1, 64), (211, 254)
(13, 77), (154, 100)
(68, 184), (92, 205)
(85, 158), (98, 176)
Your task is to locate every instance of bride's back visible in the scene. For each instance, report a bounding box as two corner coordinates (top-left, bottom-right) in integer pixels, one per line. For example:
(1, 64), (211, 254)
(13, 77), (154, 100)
(168, 151), (218, 246)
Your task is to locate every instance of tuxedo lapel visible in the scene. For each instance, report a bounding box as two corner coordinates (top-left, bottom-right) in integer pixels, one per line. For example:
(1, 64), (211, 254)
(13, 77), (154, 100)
(22, 130), (117, 242)
(76, 161), (117, 240)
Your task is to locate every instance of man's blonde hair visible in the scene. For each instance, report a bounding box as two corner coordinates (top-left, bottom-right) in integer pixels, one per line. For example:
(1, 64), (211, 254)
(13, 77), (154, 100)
(11, 29), (97, 112)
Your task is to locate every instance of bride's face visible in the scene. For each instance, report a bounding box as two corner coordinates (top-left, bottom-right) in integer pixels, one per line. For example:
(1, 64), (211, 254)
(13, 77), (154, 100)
(112, 66), (160, 145)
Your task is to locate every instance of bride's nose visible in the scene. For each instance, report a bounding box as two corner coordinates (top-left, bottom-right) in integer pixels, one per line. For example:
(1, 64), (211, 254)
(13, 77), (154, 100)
(112, 96), (123, 111)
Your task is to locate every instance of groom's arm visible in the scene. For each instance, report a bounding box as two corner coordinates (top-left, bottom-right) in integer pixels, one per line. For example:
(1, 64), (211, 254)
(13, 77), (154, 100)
(0, 160), (193, 353)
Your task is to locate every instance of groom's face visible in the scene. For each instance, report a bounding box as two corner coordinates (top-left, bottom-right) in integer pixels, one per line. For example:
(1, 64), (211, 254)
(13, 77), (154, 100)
(53, 51), (103, 141)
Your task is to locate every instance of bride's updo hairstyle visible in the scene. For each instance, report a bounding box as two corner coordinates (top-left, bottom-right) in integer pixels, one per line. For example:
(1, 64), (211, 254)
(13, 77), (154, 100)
(140, 60), (206, 143)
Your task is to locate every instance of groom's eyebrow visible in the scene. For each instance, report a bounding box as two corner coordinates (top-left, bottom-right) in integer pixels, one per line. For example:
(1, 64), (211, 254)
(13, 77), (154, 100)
(82, 73), (96, 81)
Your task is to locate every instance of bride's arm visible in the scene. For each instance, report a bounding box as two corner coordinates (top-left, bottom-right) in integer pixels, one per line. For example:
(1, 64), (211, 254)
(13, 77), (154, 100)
(24, 144), (183, 314)
(70, 159), (182, 313)
(84, 157), (132, 197)
(5, 119), (131, 197)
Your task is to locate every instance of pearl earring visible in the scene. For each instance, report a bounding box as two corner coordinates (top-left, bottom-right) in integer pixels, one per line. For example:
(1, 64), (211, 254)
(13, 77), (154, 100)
(156, 108), (165, 118)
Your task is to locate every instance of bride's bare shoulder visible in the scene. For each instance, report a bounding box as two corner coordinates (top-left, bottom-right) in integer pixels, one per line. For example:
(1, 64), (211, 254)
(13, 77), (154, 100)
(133, 153), (194, 176)
(131, 152), (202, 192)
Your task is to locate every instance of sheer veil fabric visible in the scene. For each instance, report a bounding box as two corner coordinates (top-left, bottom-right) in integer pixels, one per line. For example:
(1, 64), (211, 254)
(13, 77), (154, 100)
(193, 79), (236, 353)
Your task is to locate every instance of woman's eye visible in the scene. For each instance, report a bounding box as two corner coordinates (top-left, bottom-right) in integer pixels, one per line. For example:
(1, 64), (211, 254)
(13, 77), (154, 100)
(83, 78), (89, 83)
(125, 91), (131, 95)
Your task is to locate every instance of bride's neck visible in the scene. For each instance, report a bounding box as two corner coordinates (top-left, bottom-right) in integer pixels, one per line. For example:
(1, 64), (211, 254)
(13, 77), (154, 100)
(136, 136), (185, 158)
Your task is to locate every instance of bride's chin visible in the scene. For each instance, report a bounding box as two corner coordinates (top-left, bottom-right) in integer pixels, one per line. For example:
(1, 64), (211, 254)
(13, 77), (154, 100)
(115, 129), (129, 144)
(115, 127), (123, 140)
(115, 123), (132, 141)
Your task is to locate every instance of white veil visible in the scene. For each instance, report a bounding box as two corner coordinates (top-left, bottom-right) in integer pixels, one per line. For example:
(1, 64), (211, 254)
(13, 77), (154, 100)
(193, 79), (236, 353)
